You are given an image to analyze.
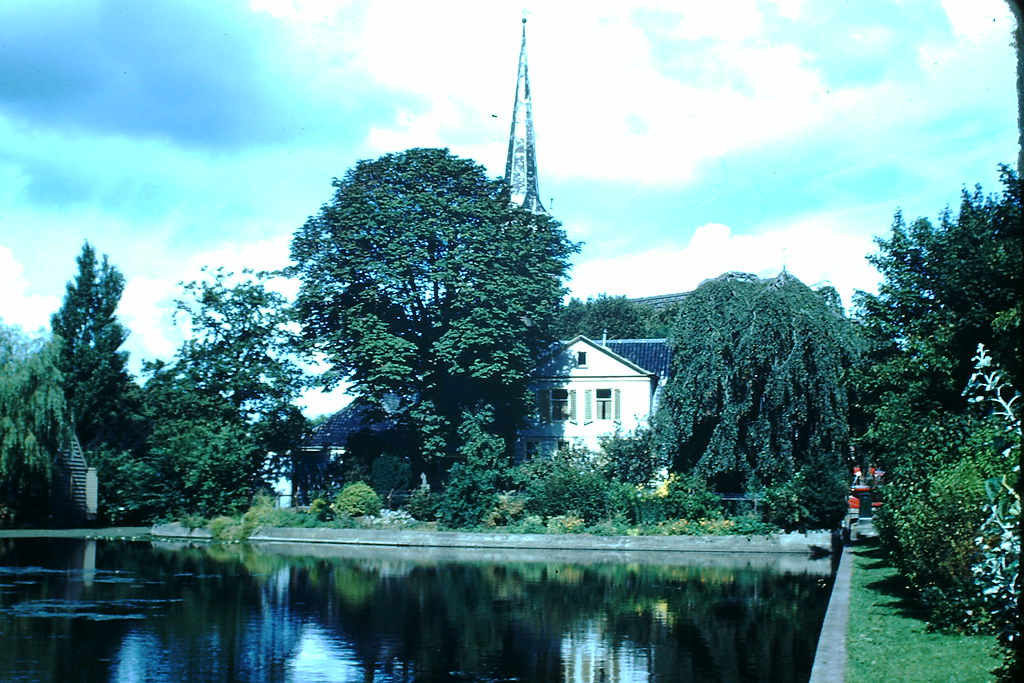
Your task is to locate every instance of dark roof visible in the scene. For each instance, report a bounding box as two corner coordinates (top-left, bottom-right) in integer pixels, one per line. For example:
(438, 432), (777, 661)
(630, 272), (772, 309)
(603, 339), (672, 380)
(630, 292), (689, 309)
(307, 403), (395, 448)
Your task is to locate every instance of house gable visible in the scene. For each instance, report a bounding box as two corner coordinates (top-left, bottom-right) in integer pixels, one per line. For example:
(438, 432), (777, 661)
(533, 336), (655, 381)
(518, 336), (671, 458)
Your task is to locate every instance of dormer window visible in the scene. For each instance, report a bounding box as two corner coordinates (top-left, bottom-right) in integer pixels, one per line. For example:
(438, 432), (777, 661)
(576, 351), (587, 367)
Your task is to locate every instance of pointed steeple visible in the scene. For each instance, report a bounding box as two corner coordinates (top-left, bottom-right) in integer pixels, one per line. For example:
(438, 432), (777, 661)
(505, 18), (546, 213)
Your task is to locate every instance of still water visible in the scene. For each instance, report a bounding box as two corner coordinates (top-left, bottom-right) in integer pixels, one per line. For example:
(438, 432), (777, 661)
(0, 537), (833, 682)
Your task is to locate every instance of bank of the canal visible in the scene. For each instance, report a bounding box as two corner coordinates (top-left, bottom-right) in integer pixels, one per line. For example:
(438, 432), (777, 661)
(150, 521), (836, 553)
(0, 527), (151, 539)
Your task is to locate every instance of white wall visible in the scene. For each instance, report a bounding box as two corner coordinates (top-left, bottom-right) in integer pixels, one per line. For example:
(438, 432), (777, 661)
(518, 338), (656, 455)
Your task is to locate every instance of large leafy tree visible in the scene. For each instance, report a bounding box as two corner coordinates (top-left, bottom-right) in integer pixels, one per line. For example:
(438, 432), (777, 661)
(50, 242), (138, 451)
(108, 269), (307, 519)
(0, 324), (69, 518)
(854, 168), (1021, 478)
(655, 271), (857, 528)
(290, 148), (577, 460)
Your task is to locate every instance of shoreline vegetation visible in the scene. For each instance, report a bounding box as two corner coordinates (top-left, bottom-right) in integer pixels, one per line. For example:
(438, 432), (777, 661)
(846, 539), (1000, 683)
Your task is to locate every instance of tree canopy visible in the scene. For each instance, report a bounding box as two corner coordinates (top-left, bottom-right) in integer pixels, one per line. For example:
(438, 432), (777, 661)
(654, 271), (857, 527)
(290, 148), (578, 459)
(854, 168), (1021, 474)
(93, 269), (307, 520)
(551, 295), (653, 340)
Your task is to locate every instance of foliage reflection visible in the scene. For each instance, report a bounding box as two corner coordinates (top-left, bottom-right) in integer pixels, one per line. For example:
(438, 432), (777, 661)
(0, 538), (831, 682)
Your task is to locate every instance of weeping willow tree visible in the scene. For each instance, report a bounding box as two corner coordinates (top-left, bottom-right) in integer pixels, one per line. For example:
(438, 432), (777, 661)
(655, 272), (858, 529)
(0, 323), (70, 519)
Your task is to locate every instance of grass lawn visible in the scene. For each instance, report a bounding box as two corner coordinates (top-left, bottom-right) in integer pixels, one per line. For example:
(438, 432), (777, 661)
(846, 539), (1000, 682)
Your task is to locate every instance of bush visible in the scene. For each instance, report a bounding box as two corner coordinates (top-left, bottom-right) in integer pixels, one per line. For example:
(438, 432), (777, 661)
(509, 514), (546, 534)
(660, 472), (722, 520)
(209, 515), (248, 541)
(876, 457), (989, 604)
(599, 427), (665, 485)
(635, 490), (666, 525)
(482, 493), (527, 528)
(546, 514), (585, 534)
(516, 446), (612, 523)
(437, 412), (510, 528)
(309, 497), (333, 521)
(762, 463), (847, 531)
(586, 519), (632, 536)
(405, 486), (439, 521)
(655, 518), (738, 536)
(332, 482), (382, 518)
(605, 481), (640, 524)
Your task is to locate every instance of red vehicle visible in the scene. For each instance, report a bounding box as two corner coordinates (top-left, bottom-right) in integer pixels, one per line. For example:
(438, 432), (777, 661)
(848, 466), (883, 519)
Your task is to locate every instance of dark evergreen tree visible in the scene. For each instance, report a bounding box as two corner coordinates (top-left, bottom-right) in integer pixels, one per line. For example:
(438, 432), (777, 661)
(655, 271), (857, 529)
(50, 242), (138, 450)
(289, 148), (577, 461)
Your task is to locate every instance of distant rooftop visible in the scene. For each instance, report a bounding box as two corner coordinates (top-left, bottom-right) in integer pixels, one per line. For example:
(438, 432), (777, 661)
(630, 292), (689, 309)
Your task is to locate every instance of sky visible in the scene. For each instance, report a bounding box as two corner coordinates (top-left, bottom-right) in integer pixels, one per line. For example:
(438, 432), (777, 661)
(0, 0), (1018, 415)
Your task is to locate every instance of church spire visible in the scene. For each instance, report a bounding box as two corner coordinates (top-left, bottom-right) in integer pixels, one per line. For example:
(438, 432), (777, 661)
(505, 17), (545, 213)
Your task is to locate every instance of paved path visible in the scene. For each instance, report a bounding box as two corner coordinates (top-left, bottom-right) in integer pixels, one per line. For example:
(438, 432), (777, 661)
(809, 543), (853, 682)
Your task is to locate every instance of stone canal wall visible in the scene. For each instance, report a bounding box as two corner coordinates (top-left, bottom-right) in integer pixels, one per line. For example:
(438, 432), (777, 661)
(150, 523), (832, 554)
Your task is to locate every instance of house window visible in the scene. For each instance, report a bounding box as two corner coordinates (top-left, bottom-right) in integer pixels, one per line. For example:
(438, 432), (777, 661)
(576, 351), (587, 366)
(596, 388), (613, 419)
(551, 388), (571, 421)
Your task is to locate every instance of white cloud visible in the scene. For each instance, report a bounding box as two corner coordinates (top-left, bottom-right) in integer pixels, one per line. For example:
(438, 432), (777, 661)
(569, 218), (880, 311)
(941, 0), (1012, 38)
(343, 0), (1014, 190)
(0, 245), (59, 334)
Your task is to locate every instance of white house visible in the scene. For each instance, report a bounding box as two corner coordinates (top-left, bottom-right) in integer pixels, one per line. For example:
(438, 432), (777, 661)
(516, 336), (672, 459)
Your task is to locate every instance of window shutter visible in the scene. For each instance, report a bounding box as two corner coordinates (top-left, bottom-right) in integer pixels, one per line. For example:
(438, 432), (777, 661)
(584, 389), (593, 424)
(613, 388), (622, 423)
(538, 390), (550, 422)
(569, 389), (578, 424)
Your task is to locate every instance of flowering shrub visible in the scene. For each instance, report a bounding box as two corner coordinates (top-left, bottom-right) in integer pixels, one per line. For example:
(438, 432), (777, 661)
(482, 494), (527, 528)
(656, 472), (723, 521)
(545, 514), (585, 534)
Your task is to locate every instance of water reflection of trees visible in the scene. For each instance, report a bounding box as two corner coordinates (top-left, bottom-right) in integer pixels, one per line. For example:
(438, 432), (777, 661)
(282, 557), (827, 682)
(0, 539), (829, 682)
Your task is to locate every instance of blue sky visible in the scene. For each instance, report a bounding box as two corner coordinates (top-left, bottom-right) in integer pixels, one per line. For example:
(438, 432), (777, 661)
(0, 0), (1017, 413)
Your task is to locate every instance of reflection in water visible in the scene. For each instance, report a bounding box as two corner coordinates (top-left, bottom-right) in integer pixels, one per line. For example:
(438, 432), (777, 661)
(562, 619), (651, 683)
(288, 624), (362, 682)
(0, 537), (832, 682)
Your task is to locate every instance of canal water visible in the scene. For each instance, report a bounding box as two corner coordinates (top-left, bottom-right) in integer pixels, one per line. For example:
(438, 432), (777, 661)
(0, 537), (833, 682)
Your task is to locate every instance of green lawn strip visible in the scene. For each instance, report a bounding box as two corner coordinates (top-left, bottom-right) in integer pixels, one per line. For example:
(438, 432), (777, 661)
(845, 539), (999, 682)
